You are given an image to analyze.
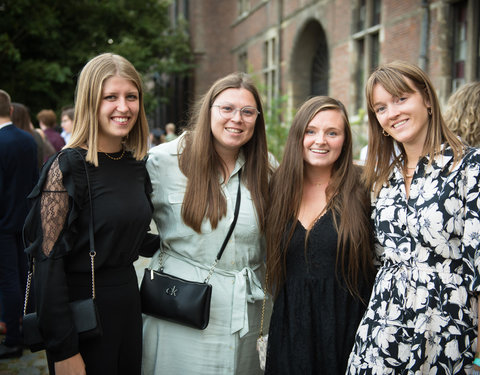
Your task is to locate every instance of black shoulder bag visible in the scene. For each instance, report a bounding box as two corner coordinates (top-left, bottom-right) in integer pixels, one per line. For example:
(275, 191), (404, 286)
(22, 149), (102, 352)
(140, 170), (242, 330)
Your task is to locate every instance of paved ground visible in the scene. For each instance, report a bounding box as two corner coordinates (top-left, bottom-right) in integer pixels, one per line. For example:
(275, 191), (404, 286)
(0, 256), (151, 375)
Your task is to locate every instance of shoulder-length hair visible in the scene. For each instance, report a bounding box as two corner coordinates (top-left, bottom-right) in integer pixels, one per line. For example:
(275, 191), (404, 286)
(68, 53), (149, 166)
(363, 60), (465, 196)
(179, 72), (272, 232)
(266, 96), (374, 299)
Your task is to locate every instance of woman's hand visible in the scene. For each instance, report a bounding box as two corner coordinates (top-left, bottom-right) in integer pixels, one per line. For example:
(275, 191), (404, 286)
(54, 353), (86, 375)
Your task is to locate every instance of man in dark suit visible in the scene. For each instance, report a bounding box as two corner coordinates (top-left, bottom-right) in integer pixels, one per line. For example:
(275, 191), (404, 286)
(0, 89), (38, 359)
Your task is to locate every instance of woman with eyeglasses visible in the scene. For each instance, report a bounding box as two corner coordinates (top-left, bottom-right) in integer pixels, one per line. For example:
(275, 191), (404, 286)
(142, 72), (275, 374)
(346, 61), (480, 373)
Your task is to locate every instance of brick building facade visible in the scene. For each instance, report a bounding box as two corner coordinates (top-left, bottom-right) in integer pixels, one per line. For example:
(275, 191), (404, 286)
(184, 0), (478, 110)
(168, 0), (479, 149)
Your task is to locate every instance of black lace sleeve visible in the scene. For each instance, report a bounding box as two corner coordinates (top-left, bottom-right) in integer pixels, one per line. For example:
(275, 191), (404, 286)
(24, 152), (81, 362)
(40, 157), (69, 256)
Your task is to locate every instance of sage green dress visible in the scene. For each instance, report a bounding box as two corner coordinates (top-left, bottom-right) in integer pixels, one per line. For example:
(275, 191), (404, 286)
(142, 136), (271, 374)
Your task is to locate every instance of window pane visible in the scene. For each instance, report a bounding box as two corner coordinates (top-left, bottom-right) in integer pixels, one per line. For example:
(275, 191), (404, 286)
(356, 0), (366, 32)
(373, 0), (381, 25)
(452, 1), (467, 90)
(370, 33), (380, 72)
(356, 39), (365, 111)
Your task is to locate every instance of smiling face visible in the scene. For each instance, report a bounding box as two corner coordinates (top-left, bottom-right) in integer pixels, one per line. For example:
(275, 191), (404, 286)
(210, 87), (257, 158)
(98, 75), (139, 151)
(303, 109), (345, 172)
(372, 77), (430, 153)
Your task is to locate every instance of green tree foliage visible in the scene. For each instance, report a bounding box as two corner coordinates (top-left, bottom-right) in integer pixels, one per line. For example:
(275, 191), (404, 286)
(0, 0), (192, 118)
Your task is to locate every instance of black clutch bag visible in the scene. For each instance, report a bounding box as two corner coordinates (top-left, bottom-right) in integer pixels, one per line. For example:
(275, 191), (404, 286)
(23, 298), (102, 352)
(22, 149), (102, 352)
(140, 170), (242, 330)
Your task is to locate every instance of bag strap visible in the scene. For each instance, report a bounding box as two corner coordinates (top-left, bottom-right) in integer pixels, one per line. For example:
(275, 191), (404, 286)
(72, 149), (97, 300)
(157, 170), (242, 283)
(216, 169), (242, 260)
(258, 271), (268, 339)
(203, 169), (242, 282)
(23, 149), (97, 315)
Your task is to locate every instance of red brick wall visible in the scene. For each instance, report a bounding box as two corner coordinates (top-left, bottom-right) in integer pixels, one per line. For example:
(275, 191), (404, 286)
(189, 0), (454, 107)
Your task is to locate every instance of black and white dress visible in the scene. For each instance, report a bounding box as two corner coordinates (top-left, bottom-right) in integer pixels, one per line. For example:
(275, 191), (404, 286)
(347, 147), (480, 374)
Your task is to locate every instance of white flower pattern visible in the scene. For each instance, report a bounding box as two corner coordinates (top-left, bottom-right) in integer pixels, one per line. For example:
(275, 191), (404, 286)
(347, 147), (480, 374)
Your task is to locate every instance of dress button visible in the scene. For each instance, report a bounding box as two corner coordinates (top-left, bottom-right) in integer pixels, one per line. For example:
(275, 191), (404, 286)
(401, 224), (407, 230)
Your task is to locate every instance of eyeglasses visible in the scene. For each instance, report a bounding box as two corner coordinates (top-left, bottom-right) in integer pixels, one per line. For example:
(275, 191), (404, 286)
(212, 104), (260, 122)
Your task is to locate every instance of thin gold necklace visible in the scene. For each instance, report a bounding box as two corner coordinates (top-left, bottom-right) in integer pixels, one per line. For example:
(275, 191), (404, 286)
(103, 148), (125, 160)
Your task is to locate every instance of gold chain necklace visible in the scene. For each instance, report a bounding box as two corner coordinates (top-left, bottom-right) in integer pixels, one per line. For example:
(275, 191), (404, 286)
(103, 148), (125, 160)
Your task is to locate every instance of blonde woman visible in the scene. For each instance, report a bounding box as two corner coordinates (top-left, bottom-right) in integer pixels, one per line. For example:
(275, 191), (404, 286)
(24, 53), (158, 375)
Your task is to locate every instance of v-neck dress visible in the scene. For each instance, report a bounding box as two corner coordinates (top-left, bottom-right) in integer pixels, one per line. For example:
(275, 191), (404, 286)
(265, 210), (371, 375)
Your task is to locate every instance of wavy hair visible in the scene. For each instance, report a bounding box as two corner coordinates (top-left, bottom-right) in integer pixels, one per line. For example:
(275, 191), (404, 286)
(265, 96), (374, 299)
(68, 53), (149, 166)
(443, 82), (480, 147)
(363, 61), (465, 196)
(178, 72), (272, 233)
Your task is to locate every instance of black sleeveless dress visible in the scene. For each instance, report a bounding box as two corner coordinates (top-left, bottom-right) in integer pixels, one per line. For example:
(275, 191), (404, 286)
(265, 211), (372, 375)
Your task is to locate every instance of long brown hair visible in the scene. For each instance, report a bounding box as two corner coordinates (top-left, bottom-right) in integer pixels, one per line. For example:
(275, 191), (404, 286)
(179, 72), (272, 232)
(363, 61), (465, 196)
(266, 96), (374, 299)
(68, 53), (149, 166)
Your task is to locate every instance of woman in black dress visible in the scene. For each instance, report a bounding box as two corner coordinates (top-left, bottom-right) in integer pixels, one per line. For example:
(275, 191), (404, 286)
(264, 96), (375, 374)
(23, 53), (158, 375)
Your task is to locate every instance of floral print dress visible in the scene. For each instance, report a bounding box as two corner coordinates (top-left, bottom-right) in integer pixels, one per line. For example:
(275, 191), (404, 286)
(347, 147), (480, 375)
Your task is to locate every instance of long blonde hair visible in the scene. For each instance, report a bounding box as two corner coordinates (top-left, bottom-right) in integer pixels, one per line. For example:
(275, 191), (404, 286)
(363, 61), (465, 196)
(266, 96), (374, 299)
(68, 53), (149, 166)
(179, 72), (272, 232)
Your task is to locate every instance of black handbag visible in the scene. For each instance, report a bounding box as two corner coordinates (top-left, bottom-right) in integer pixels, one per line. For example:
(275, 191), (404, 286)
(22, 149), (102, 352)
(140, 170), (242, 330)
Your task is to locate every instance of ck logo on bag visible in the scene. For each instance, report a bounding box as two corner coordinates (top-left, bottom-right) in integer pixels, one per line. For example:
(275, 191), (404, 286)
(166, 285), (178, 296)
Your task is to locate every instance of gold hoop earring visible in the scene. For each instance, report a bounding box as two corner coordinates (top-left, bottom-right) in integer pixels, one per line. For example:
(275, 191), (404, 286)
(427, 107), (432, 116)
(382, 129), (390, 137)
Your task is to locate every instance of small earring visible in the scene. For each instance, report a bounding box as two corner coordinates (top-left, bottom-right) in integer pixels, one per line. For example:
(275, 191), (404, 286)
(382, 129), (390, 137)
(427, 107), (432, 116)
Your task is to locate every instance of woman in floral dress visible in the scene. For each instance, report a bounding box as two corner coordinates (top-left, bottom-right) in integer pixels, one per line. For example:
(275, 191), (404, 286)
(347, 61), (480, 374)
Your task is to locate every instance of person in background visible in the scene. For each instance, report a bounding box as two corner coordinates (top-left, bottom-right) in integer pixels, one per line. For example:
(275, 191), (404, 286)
(164, 122), (178, 142)
(23, 53), (159, 375)
(265, 96), (375, 374)
(148, 128), (164, 148)
(0, 89), (38, 359)
(143, 72), (274, 374)
(37, 109), (65, 153)
(60, 106), (75, 145)
(443, 81), (480, 147)
(347, 61), (480, 374)
(12, 102), (53, 170)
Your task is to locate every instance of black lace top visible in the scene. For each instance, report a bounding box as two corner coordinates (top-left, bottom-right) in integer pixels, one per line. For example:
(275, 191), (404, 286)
(23, 148), (157, 361)
(265, 211), (373, 375)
